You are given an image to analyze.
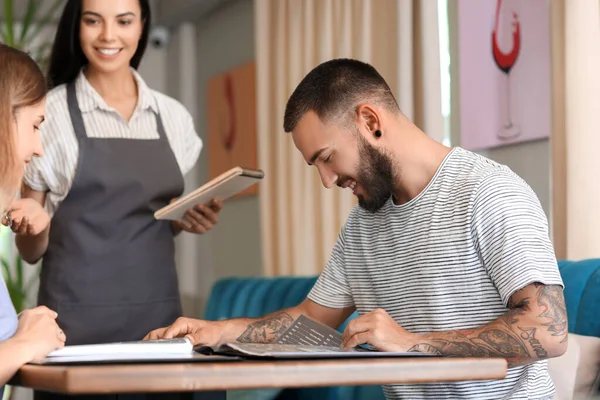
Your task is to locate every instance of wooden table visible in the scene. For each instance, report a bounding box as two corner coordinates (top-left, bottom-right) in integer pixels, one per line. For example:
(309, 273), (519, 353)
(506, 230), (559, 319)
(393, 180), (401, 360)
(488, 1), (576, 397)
(11, 357), (508, 398)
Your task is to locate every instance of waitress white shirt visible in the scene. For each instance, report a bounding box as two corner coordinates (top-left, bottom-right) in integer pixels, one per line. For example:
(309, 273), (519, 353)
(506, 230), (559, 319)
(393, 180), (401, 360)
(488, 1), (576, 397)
(24, 68), (202, 216)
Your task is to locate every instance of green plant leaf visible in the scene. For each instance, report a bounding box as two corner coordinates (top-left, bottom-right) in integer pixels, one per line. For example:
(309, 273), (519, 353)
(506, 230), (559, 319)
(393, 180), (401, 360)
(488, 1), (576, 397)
(0, 257), (11, 283)
(23, 0), (62, 46)
(0, 19), (6, 43)
(6, 280), (23, 312)
(18, 0), (38, 47)
(3, 0), (15, 46)
(1, 255), (28, 312)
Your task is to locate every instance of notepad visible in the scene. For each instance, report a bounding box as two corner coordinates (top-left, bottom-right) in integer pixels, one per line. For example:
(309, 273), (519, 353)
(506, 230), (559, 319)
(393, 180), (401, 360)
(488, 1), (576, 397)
(154, 166), (264, 221)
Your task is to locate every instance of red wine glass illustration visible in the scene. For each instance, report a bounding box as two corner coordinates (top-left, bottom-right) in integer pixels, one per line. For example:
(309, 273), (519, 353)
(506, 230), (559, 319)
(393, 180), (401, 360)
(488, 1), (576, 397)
(492, 0), (521, 140)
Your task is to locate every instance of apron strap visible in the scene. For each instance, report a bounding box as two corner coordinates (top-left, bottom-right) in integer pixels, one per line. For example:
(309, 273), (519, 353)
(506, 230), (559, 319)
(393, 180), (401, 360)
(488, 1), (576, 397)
(153, 107), (168, 141)
(66, 81), (87, 140)
(67, 81), (169, 141)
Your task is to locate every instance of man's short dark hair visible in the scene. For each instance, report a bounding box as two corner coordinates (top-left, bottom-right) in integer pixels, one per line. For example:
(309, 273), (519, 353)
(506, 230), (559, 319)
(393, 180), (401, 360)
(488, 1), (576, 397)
(283, 58), (400, 132)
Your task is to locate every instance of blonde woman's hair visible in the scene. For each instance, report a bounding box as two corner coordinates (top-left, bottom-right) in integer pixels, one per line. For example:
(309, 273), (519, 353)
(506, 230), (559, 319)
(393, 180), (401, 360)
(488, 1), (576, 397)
(0, 44), (46, 212)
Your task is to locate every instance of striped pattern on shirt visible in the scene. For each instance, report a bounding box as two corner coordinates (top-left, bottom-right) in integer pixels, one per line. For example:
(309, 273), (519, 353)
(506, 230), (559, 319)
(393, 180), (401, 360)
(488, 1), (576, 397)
(308, 147), (563, 400)
(24, 68), (202, 216)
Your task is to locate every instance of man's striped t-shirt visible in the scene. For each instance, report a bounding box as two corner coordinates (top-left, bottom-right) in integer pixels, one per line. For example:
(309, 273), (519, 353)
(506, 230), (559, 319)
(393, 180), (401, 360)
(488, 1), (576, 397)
(308, 147), (563, 400)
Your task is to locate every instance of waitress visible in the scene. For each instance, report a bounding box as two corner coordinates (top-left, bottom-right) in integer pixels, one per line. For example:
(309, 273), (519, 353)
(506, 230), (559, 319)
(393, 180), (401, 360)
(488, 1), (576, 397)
(10, 0), (220, 353)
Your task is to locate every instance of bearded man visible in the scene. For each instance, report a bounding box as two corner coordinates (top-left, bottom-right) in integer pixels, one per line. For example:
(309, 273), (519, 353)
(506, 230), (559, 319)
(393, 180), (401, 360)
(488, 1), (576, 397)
(146, 58), (567, 400)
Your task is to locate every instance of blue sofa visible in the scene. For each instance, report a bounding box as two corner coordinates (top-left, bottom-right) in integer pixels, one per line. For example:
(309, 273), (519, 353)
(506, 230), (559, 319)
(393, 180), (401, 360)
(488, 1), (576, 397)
(204, 259), (600, 400)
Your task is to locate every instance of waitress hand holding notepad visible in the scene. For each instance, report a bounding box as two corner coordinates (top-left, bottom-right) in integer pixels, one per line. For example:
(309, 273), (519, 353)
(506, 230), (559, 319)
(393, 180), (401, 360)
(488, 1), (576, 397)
(8, 0), (220, 372)
(171, 197), (222, 234)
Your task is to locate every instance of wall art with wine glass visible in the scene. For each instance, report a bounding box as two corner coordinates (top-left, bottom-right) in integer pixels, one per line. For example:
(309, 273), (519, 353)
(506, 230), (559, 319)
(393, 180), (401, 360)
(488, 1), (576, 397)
(457, 0), (551, 151)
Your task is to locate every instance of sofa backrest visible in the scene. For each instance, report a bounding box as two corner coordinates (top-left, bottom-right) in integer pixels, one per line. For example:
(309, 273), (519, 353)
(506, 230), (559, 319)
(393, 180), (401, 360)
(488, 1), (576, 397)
(205, 260), (600, 337)
(557, 259), (600, 337)
(204, 276), (318, 321)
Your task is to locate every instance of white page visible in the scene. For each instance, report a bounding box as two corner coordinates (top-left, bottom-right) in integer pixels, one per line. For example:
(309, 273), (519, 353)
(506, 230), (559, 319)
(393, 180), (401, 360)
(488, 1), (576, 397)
(33, 352), (238, 365)
(47, 338), (193, 358)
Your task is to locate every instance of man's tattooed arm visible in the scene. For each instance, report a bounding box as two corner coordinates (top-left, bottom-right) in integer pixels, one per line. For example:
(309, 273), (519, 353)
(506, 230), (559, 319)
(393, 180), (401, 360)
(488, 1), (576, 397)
(236, 312), (294, 343)
(408, 283), (568, 367)
(214, 300), (353, 346)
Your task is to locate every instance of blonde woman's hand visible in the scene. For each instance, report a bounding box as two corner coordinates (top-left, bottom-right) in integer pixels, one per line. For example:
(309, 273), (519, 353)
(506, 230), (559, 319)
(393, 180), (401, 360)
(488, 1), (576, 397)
(12, 306), (66, 362)
(2, 198), (50, 236)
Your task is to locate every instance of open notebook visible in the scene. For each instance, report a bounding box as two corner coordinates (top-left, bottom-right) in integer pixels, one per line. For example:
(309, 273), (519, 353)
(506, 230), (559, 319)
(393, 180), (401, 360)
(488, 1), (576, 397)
(34, 338), (238, 364)
(47, 338), (194, 357)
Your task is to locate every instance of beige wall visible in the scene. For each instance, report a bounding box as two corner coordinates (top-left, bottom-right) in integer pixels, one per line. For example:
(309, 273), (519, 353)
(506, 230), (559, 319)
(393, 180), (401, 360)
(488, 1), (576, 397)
(180, 0), (260, 318)
(563, 0), (600, 260)
(140, 0), (260, 319)
(484, 140), (551, 219)
(194, 0), (261, 287)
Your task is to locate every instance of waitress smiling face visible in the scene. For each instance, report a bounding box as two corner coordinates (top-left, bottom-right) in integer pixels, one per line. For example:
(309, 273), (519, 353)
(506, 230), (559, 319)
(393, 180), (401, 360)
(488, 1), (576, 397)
(79, 0), (143, 76)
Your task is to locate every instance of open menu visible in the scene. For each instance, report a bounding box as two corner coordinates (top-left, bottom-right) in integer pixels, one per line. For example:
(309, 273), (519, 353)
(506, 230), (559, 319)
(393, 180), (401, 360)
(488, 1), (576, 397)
(196, 315), (435, 359)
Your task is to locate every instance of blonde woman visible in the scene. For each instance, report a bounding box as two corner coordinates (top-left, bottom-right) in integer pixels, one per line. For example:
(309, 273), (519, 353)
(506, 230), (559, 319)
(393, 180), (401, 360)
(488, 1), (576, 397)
(0, 44), (65, 395)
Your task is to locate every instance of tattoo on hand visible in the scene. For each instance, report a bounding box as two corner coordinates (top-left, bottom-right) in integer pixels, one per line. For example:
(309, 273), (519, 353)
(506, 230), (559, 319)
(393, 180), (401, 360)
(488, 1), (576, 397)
(236, 312), (294, 343)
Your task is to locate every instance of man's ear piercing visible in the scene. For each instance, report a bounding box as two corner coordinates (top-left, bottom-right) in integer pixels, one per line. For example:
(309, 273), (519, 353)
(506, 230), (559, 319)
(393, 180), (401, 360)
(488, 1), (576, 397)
(375, 130), (382, 138)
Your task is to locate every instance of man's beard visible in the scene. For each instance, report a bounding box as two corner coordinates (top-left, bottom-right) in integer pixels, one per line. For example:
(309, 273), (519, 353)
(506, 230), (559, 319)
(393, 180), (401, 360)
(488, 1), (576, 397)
(354, 134), (395, 213)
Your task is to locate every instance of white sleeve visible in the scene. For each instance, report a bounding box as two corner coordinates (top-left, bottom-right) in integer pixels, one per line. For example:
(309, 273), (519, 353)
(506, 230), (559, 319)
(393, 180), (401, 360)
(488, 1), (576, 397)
(307, 225), (355, 309)
(23, 86), (78, 215)
(24, 155), (49, 192)
(180, 108), (202, 175)
(471, 171), (564, 306)
(24, 91), (73, 194)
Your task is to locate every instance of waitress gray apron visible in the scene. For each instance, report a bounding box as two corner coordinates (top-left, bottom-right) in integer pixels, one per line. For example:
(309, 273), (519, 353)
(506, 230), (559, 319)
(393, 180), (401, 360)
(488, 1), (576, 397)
(37, 82), (184, 346)
(34, 82), (224, 400)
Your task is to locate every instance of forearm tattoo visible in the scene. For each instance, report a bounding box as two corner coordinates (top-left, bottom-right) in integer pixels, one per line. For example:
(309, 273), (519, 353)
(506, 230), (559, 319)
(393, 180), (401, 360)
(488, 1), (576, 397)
(535, 284), (568, 342)
(408, 284), (567, 366)
(236, 312), (294, 343)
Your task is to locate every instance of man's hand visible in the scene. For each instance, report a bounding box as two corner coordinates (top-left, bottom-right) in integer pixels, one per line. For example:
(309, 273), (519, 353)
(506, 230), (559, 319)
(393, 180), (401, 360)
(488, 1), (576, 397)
(144, 317), (225, 346)
(2, 198), (50, 236)
(172, 198), (223, 235)
(341, 308), (417, 351)
(342, 283), (567, 368)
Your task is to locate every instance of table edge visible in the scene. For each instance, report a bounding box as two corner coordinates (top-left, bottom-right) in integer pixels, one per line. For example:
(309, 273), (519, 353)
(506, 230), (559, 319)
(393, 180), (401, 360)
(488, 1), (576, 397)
(12, 357), (508, 393)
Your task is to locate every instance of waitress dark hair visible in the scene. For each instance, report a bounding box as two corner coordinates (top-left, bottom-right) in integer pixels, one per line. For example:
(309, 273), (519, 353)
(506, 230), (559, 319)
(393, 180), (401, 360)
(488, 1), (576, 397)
(46, 0), (151, 89)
